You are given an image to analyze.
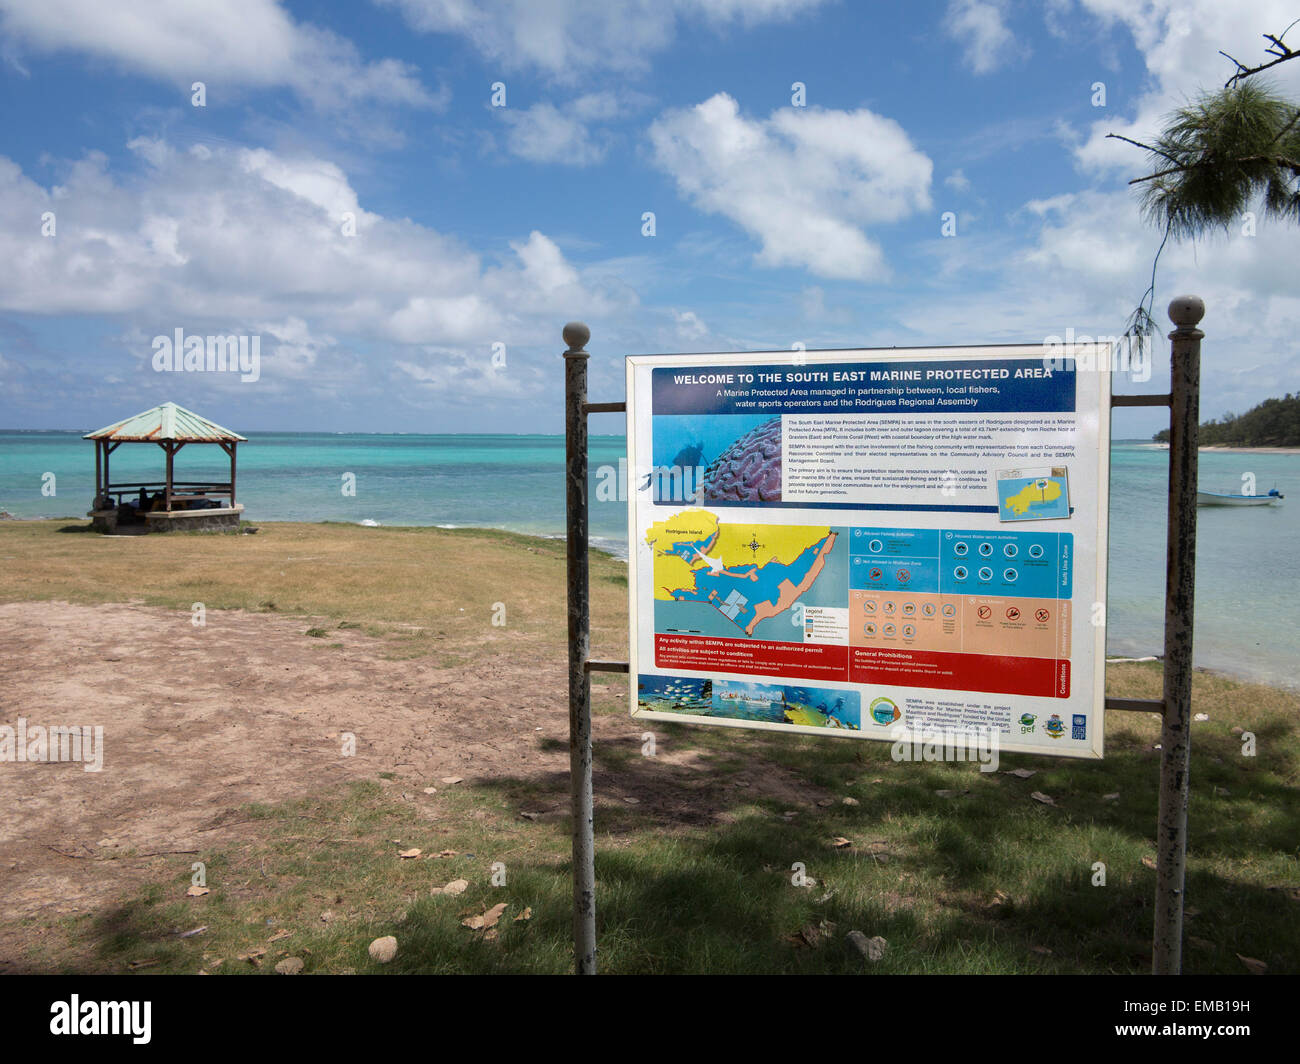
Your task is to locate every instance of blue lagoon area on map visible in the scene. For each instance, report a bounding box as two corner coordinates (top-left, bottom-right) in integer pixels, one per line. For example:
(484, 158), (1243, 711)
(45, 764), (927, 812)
(667, 534), (833, 632)
(653, 526), (848, 641)
(997, 474), (1071, 522)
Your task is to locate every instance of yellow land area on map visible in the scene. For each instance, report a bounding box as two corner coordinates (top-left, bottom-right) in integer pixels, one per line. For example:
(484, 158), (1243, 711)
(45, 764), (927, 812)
(711, 522), (831, 569)
(644, 510), (832, 602)
(644, 510), (720, 601)
(1006, 478), (1062, 515)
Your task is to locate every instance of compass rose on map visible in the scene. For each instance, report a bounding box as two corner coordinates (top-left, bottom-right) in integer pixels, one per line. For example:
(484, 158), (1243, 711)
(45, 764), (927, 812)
(744, 534), (764, 558)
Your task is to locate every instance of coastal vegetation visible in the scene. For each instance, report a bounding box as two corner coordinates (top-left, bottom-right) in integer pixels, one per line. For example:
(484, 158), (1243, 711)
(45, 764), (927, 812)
(1153, 393), (1300, 447)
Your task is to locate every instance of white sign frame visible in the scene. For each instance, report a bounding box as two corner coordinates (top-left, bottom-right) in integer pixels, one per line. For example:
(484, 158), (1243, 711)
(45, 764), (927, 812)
(626, 344), (1110, 759)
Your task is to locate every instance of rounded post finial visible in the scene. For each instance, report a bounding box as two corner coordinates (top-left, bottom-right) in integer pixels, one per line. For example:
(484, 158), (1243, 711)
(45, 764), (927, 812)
(1168, 295), (1205, 328)
(563, 321), (590, 352)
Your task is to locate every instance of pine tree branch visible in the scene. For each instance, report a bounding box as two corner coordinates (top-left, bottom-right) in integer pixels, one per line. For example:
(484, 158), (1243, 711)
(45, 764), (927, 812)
(1220, 50), (1251, 83)
(1225, 25), (1300, 87)
(1267, 108), (1300, 147)
(1105, 132), (1182, 167)
(1127, 154), (1300, 185)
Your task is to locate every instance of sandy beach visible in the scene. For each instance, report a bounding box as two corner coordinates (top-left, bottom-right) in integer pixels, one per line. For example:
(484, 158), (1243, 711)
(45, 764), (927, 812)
(1138, 444), (1300, 454)
(1199, 445), (1300, 454)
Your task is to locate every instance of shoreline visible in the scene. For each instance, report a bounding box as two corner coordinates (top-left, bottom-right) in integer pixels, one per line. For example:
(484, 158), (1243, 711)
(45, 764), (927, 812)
(1138, 444), (1300, 454)
(1105, 653), (1297, 694)
(1200, 445), (1300, 454)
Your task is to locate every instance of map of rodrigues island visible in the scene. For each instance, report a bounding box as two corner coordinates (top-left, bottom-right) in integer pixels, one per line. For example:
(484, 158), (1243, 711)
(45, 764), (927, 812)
(997, 474), (1070, 522)
(645, 510), (837, 636)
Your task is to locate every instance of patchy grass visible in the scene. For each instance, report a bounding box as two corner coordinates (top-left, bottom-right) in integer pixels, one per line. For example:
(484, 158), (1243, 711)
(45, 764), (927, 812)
(3, 521), (1296, 974)
(27, 661), (1297, 976)
(0, 520), (629, 661)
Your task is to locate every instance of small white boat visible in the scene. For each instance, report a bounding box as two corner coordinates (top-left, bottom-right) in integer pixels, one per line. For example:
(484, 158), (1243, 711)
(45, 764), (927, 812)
(1196, 488), (1284, 507)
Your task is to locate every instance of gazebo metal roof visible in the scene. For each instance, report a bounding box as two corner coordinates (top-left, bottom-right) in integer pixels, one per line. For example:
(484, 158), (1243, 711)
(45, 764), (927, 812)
(83, 402), (247, 443)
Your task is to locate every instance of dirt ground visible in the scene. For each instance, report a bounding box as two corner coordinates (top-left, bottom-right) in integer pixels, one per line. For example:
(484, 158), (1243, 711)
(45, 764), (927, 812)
(0, 600), (821, 969)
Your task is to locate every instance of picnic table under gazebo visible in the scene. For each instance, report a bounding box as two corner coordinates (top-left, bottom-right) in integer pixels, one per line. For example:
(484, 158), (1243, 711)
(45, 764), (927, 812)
(84, 402), (247, 533)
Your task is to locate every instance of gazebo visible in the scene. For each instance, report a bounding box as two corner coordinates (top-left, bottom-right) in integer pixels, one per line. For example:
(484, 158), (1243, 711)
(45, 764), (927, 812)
(84, 402), (247, 533)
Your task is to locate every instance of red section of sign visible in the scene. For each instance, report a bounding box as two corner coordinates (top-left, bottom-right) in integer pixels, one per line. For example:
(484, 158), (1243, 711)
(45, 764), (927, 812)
(655, 635), (848, 681)
(654, 637), (1071, 697)
(850, 646), (1070, 698)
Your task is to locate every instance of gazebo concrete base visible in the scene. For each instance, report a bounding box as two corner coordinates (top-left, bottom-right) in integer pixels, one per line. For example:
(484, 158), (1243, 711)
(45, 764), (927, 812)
(88, 509), (118, 533)
(144, 504), (245, 532)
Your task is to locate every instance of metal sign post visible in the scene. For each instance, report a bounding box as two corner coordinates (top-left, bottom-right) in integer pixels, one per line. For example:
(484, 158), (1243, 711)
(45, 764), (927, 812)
(1152, 296), (1203, 974)
(563, 322), (597, 975)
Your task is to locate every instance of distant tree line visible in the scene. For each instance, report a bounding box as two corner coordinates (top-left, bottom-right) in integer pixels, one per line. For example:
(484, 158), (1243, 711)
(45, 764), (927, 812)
(1152, 393), (1300, 445)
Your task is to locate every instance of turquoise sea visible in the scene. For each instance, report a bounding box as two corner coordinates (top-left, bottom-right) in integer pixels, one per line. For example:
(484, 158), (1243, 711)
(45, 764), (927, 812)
(2, 432), (1296, 689)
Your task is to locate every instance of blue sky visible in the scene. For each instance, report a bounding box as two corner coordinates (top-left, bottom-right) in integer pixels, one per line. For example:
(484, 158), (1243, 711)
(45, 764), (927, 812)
(0, 0), (1296, 435)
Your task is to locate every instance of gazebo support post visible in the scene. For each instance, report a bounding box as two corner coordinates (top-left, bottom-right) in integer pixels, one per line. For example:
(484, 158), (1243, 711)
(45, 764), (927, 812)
(94, 441), (102, 505)
(169, 441), (187, 511)
(219, 440), (237, 507)
(104, 441), (117, 502)
(164, 442), (174, 512)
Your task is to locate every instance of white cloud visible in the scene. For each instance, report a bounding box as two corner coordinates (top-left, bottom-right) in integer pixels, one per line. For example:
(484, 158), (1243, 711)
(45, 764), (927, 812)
(395, 346), (542, 400)
(502, 103), (603, 165)
(1023, 192), (1078, 217)
(945, 168), (972, 193)
(1070, 0), (1300, 173)
(0, 0), (436, 109)
(649, 93), (932, 281)
(498, 95), (621, 165)
(511, 230), (580, 294)
(376, 0), (828, 78)
(877, 0), (1300, 422)
(570, 92), (625, 121)
(945, 0), (1018, 74)
(496, 91), (656, 165)
(0, 140), (632, 381)
(885, 183), (1300, 424)
(1020, 191), (1155, 292)
(1042, 0), (1074, 39)
(673, 309), (708, 341)
(253, 317), (332, 379)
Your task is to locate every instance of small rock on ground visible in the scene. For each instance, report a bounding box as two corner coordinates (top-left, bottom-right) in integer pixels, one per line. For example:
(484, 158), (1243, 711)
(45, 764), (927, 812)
(368, 935), (398, 963)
